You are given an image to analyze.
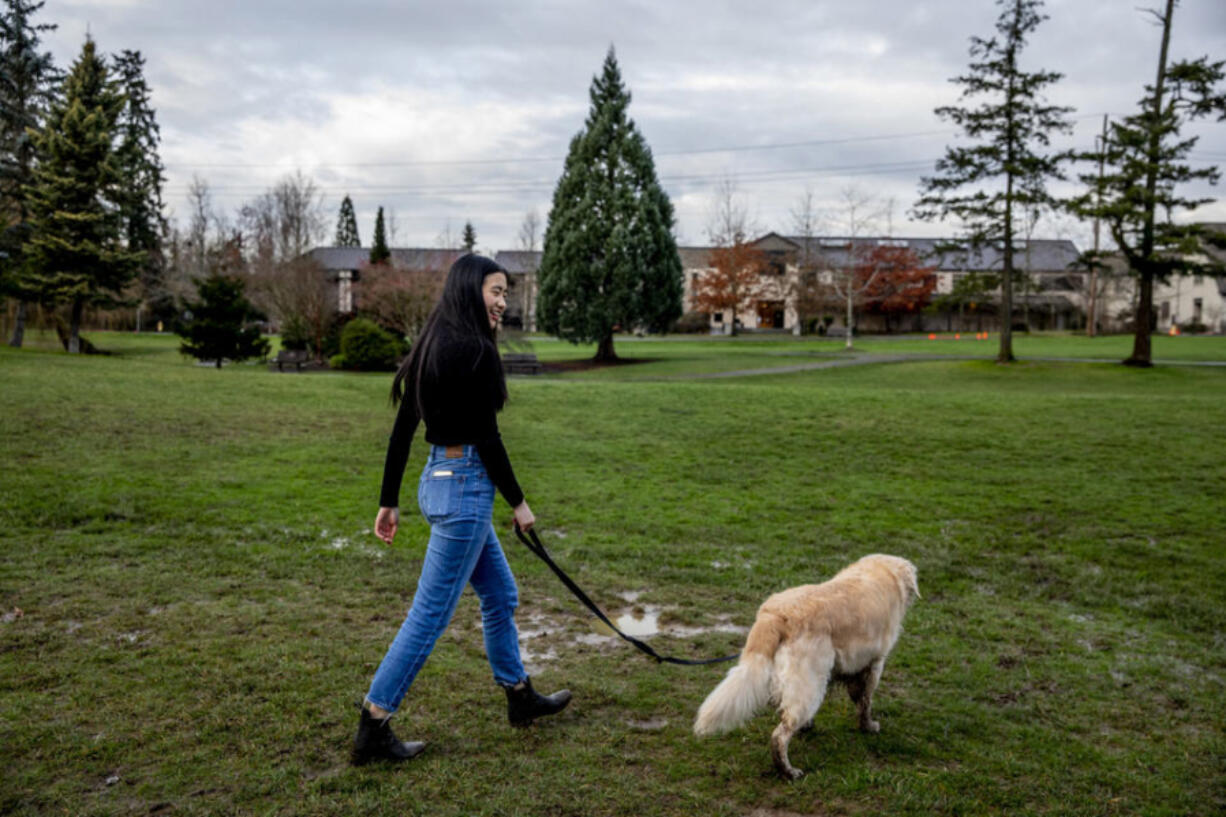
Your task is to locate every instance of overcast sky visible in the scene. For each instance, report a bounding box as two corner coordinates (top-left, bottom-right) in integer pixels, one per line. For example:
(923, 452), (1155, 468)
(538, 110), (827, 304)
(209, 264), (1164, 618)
(47, 0), (1226, 253)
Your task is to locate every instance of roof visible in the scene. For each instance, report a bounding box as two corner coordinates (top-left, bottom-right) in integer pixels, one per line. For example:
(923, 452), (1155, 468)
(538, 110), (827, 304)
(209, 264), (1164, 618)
(784, 236), (1082, 273)
(677, 246), (715, 269)
(493, 250), (542, 273)
(305, 246), (464, 271)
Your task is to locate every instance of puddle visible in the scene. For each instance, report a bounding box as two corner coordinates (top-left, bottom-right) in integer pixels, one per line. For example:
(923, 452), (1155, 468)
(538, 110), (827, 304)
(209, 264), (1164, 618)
(510, 602), (746, 660)
(520, 644), (559, 674)
(613, 609), (660, 637)
(324, 536), (384, 559)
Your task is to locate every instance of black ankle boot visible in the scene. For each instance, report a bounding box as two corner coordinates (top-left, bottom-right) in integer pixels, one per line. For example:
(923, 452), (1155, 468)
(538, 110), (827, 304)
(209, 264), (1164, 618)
(350, 705), (426, 766)
(504, 677), (572, 727)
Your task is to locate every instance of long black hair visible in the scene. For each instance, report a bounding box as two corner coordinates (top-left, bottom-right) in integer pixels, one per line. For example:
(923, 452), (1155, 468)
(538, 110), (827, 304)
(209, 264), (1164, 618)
(391, 253), (508, 411)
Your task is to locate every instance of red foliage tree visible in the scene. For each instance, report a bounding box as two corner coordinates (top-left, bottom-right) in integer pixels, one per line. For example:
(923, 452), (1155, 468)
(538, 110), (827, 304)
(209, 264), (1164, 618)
(859, 245), (937, 332)
(691, 240), (767, 335)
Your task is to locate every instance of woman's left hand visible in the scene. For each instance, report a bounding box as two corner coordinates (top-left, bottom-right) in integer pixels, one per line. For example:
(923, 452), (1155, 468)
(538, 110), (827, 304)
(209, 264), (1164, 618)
(512, 501), (535, 532)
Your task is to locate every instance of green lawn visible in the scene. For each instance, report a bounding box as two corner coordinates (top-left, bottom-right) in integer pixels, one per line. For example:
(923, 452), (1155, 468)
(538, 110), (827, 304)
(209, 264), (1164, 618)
(2, 333), (1224, 816)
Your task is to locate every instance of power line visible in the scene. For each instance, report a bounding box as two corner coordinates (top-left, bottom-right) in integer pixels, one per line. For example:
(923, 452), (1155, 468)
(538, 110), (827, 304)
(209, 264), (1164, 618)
(162, 128), (958, 171)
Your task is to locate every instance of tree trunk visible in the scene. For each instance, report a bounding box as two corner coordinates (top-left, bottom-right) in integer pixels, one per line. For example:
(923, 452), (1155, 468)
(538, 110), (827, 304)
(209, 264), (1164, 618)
(845, 287), (854, 350)
(1129, 0), (1175, 367)
(594, 334), (617, 362)
(68, 298), (83, 355)
(9, 301), (27, 348)
(1125, 271), (1154, 367)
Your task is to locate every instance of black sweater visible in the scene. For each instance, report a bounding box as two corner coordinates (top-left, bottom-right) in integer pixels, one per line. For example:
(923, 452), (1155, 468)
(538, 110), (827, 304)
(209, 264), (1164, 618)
(378, 334), (524, 509)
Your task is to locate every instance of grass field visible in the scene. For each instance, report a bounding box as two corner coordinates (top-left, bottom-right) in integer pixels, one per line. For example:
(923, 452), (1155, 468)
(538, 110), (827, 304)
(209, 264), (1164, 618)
(2, 331), (1224, 816)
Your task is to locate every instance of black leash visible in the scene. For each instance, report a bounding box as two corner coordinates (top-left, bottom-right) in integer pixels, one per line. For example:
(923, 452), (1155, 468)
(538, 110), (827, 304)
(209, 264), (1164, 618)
(513, 526), (738, 666)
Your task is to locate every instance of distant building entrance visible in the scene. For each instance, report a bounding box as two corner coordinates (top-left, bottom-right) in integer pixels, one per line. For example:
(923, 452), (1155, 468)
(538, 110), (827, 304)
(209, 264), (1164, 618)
(757, 300), (784, 329)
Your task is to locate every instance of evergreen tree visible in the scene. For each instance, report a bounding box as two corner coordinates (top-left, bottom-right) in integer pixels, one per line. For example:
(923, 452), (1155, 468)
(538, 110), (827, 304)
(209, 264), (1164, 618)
(914, 0), (1072, 363)
(335, 193), (360, 247)
(369, 205), (389, 264)
(1071, 0), (1225, 367)
(26, 35), (141, 353)
(537, 48), (682, 361)
(113, 49), (168, 328)
(0, 0), (60, 347)
(177, 273), (269, 368)
(461, 220), (476, 252)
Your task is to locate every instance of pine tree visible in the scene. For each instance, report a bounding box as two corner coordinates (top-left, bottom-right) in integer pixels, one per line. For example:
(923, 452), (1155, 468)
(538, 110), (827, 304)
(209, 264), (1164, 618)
(1071, 0), (1226, 366)
(461, 220), (476, 252)
(914, 0), (1073, 363)
(369, 205), (389, 264)
(537, 48), (682, 361)
(0, 0), (60, 347)
(113, 49), (168, 329)
(26, 35), (141, 353)
(177, 273), (269, 368)
(335, 193), (360, 247)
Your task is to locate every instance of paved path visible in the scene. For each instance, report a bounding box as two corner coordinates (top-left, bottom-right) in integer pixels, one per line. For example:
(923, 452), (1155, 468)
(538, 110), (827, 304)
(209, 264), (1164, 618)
(664, 353), (1226, 380)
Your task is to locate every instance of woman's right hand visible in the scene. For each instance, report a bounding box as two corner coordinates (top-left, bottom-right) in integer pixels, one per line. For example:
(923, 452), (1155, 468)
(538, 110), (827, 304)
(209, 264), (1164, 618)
(512, 501), (535, 532)
(375, 506), (399, 544)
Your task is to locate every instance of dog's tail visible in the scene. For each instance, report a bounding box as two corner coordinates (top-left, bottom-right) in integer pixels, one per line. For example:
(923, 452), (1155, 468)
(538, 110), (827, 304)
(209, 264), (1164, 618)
(693, 617), (780, 736)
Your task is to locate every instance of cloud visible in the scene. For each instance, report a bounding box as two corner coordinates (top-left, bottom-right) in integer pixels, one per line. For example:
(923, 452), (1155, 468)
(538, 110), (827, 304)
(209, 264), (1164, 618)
(39, 0), (1226, 249)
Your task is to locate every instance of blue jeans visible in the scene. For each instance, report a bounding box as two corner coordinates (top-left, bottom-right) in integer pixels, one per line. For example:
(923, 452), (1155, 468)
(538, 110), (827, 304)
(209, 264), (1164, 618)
(365, 445), (527, 713)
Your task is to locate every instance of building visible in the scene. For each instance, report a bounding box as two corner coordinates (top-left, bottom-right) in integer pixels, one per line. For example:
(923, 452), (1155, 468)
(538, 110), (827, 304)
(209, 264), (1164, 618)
(681, 233), (1084, 334)
(492, 250), (541, 331)
(303, 247), (463, 313)
(1089, 224), (1226, 335)
(306, 233), (1093, 336)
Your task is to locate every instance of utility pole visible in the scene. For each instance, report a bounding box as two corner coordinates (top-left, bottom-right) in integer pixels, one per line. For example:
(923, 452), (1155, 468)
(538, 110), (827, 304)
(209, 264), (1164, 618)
(1088, 113), (1108, 337)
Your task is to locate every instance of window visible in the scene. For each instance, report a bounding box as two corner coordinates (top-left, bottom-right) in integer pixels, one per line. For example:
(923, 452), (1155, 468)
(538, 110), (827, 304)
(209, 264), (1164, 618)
(714, 312), (724, 322)
(1194, 275), (1204, 285)
(1161, 301), (1170, 321)
(1193, 298), (1203, 322)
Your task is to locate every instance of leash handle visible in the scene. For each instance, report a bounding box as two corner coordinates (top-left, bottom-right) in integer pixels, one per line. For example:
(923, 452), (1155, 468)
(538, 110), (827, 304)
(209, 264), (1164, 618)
(513, 526), (738, 667)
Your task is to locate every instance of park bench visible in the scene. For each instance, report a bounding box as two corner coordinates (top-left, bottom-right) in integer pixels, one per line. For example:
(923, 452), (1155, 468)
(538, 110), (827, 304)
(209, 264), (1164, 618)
(502, 352), (543, 375)
(272, 348), (309, 372)
(825, 326), (849, 338)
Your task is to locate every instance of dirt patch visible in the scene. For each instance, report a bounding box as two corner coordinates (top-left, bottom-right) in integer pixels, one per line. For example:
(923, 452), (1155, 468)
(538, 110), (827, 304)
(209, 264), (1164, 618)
(540, 357), (650, 373)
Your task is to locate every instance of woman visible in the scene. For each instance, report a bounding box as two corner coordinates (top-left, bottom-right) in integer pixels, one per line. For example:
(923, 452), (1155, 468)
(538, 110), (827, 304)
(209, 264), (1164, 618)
(352, 254), (571, 766)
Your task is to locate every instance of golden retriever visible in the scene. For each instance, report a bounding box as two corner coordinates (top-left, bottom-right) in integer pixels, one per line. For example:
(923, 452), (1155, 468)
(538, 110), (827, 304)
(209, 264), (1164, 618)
(693, 554), (919, 779)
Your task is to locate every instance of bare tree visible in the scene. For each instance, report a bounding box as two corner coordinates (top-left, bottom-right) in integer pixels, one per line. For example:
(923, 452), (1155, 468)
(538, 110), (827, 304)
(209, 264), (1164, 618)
(250, 256), (335, 359)
(185, 175), (214, 280)
(825, 187), (887, 350)
(518, 209), (541, 252)
(237, 171), (330, 352)
(359, 257), (449, 341)
(385, 205), (400, 245)
(789, 187), (831, 333)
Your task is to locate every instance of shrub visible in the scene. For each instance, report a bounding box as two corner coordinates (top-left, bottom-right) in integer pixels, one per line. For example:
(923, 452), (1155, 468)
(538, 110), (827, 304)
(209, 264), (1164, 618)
(671, 311), (710, 334)
(280, 316), (311, 351)
(333, 318), (401, 371)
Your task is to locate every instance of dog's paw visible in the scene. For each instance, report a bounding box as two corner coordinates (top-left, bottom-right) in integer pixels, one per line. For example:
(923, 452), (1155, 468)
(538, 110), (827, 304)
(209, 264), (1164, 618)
(780, 766), (805, 781)
(861, 719), (881, 734)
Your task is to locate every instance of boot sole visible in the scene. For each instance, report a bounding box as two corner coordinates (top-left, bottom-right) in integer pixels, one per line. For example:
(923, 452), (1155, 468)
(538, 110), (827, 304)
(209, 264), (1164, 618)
(350, 743), (427, 766)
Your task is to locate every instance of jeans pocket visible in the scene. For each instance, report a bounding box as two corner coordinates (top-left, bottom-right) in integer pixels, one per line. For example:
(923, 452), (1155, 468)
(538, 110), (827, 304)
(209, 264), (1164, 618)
(418, 468), (465, 523)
